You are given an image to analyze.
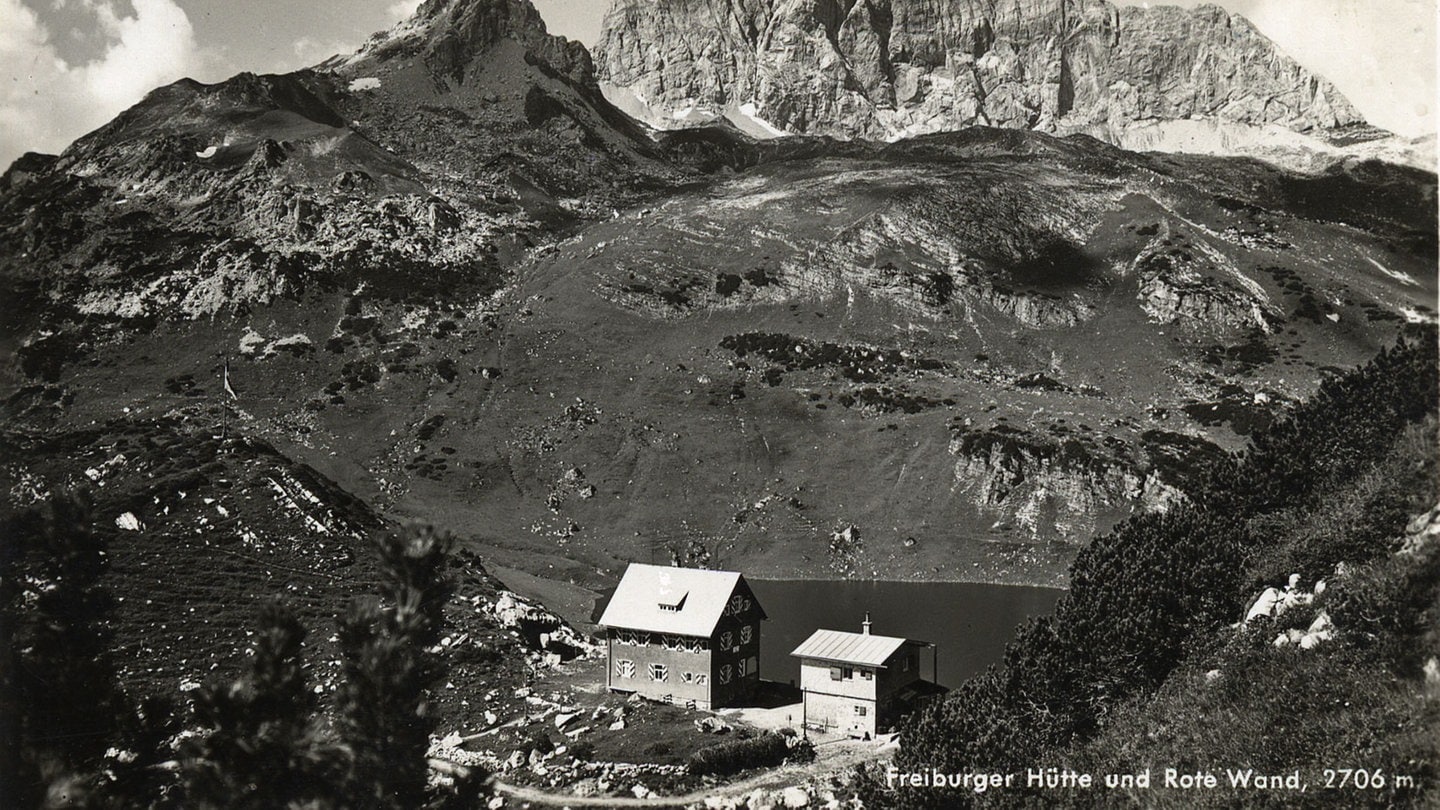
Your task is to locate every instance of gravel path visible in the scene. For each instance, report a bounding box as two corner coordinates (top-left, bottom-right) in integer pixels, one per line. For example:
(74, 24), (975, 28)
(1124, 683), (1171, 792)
(493, 737), (885, 807)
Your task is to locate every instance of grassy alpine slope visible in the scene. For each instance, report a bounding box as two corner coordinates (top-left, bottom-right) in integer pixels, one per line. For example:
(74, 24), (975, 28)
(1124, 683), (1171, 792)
(878, 329), (1439, 807)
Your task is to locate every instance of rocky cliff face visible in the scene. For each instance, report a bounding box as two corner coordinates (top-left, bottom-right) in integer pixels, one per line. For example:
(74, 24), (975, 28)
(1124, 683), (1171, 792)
(595, 0), (1363, 144)
(950, 425), (1183, 541)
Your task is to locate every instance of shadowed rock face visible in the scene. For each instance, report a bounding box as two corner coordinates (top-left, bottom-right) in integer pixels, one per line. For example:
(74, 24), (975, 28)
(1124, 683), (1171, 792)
(595, 0), (1363, 142)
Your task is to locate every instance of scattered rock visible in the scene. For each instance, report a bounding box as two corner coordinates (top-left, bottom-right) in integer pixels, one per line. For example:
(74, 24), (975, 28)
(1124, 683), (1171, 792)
(694, 716), (731, 734)
(239, 327), (266, 356)
(782, 786), (811, 808)
(1243, 574), (1316, 623)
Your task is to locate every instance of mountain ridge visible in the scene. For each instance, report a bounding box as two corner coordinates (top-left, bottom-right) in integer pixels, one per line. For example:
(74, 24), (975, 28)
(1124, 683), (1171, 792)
(594, 0), (1373, 157)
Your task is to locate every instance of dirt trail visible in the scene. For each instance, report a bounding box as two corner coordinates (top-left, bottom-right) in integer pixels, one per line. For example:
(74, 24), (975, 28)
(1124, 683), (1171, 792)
(493, 738), (884, 807)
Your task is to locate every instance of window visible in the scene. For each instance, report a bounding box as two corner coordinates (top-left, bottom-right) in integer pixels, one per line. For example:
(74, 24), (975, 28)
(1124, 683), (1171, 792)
(738, 658), (747, 677)
(726, 594), (750, 616)
(695, 673), (708, 686)
(843, 666), (854, 679)
(681, 671), (695, 684)
(855, 705), (868, 717)
(861, 669), (873, 680)
(719, 631), (734, 650)
(829, 666), (843, 681)
(739, 625), (753, 645)
(718, 664), (732, 685)
(615, 659), (635, 679)
(648, 663), (668, 682)
(669, 637), (707, 654)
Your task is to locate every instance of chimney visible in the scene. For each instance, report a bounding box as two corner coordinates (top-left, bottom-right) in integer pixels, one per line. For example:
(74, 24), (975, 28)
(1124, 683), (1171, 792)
(862, 612), (871, 635)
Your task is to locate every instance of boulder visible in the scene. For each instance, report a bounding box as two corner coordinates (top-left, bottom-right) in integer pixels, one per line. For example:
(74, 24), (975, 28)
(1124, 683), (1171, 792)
(1244, 588), (1282, 622)
(782, 787), (811, 807)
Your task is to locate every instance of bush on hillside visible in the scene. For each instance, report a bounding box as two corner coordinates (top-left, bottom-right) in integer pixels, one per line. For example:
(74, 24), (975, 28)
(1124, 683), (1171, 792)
(894, 330), (1439, 805)
(687, 731), (814, 776)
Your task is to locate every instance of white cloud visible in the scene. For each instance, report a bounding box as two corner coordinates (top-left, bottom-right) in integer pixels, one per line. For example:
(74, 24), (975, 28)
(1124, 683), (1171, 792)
(291, 35), (352, 67)
(387, 0), (423, 22)
(0, 0), (217, 169)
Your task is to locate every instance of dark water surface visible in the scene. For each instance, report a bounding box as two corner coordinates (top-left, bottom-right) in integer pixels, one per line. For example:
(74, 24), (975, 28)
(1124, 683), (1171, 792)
(746, 579), (1063, 688)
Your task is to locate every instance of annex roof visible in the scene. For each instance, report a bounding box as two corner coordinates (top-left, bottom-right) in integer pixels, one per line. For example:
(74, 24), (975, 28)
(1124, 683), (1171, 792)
(597, 563), (763, 638)
(790, 628), (909, 667)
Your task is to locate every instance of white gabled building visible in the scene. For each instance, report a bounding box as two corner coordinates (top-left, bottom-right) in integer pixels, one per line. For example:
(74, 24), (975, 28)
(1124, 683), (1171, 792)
(597, 563), (767, 710)
(791, 616), (937, 738)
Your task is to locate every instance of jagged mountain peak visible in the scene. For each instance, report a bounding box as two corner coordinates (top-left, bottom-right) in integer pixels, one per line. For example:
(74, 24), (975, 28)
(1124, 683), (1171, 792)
(335, 0), (593, 87)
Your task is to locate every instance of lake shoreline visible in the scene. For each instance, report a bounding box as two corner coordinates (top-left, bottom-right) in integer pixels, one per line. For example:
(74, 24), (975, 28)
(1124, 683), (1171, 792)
(745, 574), (1069, 592)
(746, 579), (1066, 687)
(490, 562), (1072, 640)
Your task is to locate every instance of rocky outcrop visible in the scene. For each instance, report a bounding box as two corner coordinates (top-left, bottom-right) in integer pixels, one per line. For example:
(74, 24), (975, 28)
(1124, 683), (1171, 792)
(595, 0), (1363, 143)
(1137, 274), (1272, 333)
(950, 426), (1183, 542)
(1131, 222), (1281, 333)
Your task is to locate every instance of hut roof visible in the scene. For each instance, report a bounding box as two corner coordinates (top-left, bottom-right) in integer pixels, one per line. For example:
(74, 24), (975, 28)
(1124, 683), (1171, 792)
(597, 563), (764, 637)
(790, 628), (910, 667)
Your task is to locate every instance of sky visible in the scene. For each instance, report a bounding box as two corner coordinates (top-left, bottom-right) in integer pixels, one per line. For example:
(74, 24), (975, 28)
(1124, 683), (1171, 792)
(2, 0), (1435, 169)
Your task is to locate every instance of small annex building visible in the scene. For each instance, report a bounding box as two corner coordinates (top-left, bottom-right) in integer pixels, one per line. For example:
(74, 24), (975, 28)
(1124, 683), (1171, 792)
(597, 563), (767, 710)
(790, 617), (936, 738)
